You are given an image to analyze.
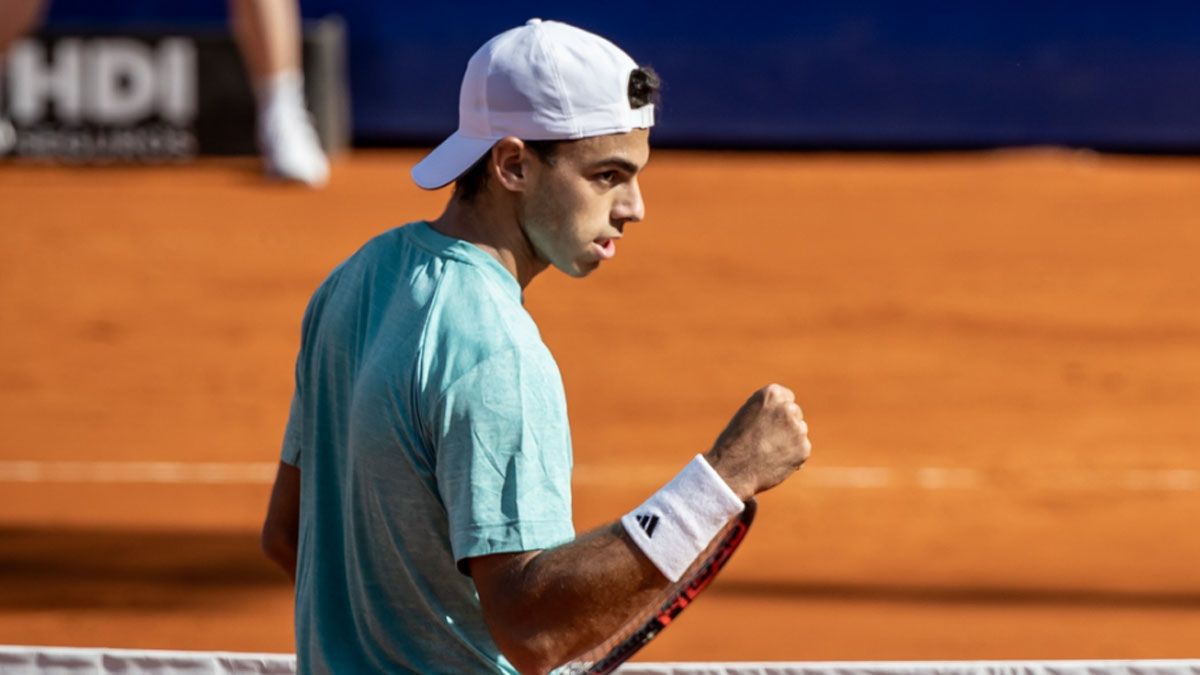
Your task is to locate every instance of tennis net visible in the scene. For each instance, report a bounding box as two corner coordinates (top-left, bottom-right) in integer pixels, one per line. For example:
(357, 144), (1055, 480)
(1, 647), (1198, 675)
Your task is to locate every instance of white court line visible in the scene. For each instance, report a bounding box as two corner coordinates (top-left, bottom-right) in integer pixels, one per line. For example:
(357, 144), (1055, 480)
(572, 465), (972, 490)
(1119, 469), (1200, 492)
(568, 464), (898, 489)
(807, 466), (898, 489)
(914, 467), (982, 490)
(0, 460), (277, 484)
(0, 460), (1197, 493)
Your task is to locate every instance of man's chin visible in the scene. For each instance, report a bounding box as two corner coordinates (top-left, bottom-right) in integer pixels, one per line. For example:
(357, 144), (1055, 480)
(569, 261), (601, 278)
(553, 258), (600, 278)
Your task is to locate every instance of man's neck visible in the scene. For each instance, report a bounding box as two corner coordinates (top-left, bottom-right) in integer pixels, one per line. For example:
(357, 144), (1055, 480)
(430, 195), (548, 289)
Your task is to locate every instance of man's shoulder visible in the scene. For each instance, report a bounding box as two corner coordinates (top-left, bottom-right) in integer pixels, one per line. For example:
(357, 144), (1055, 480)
(310, 222), (471, 319)
(308, 225), (406, 298)
(416, 267), (557, 406)
(423, 275), (545, 377)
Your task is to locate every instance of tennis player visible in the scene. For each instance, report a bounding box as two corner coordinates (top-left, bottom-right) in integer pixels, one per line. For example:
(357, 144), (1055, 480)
(261, 19), (811, 674)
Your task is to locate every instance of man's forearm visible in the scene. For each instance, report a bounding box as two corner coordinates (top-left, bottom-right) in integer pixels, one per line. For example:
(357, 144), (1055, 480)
(262, 527), (298, 582)
(474, 385), (812, 673)
(261, 461), (301, 583)
(472, 521), (669, 673)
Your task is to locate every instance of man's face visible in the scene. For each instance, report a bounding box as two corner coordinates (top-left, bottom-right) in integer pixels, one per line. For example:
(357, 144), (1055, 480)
(518, 128), (650, 277)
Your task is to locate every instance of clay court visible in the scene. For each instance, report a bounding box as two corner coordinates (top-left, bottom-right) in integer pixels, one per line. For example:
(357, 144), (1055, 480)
(2, 150), (1199, 661)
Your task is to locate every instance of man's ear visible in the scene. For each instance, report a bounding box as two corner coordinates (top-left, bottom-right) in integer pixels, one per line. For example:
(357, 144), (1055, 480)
(491, 137), (528, 192)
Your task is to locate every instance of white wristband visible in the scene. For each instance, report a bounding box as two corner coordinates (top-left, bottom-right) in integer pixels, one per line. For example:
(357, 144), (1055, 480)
(621, 454), (746, 582)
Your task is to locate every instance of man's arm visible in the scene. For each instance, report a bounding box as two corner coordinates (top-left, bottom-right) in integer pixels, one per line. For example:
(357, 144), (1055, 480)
(261, 461), (301, 582)
(468, 384), (811, 674)
(469, 522), (671, 674)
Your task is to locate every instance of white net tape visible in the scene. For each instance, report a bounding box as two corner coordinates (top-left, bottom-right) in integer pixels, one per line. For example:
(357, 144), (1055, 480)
(1, 648), (1197, 675)
(619, 663), (1200, 675)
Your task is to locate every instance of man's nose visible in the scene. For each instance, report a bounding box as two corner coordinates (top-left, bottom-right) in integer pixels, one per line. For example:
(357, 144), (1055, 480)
(614, 178), (645, 224)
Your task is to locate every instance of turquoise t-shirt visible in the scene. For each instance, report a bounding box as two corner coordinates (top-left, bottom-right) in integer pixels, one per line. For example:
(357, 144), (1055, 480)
(280, 221), (575, 674)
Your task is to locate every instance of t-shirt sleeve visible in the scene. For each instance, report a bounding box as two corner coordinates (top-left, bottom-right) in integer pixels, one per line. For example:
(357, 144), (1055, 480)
(280, 387), (303, 467)
(430, 346), (575, 569)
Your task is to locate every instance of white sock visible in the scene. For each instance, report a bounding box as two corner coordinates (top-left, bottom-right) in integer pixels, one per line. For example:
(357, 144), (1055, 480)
(255, 69), (308, 120)
(253, 69), (329, 186)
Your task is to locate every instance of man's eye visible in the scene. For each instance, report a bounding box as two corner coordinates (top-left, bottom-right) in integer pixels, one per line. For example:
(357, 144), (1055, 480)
(596, 171), (618, 184)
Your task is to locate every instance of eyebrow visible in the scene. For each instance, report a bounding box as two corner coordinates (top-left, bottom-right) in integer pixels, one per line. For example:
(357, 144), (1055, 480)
(587, 157), (643, 175)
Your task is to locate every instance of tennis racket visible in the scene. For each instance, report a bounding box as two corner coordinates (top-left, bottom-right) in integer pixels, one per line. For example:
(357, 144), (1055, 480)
(558, 498), (757, 674)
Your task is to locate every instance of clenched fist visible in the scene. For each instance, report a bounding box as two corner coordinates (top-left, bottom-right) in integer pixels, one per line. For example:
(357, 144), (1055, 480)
(704, 384), (812, 501)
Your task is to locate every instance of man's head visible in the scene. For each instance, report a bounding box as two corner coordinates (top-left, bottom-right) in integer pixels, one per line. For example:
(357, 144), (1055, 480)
(451, 65), (660, 203)
(412, 19), (660, 277)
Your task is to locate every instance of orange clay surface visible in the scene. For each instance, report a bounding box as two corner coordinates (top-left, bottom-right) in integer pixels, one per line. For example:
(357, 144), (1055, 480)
(2, 150), (1199, 661)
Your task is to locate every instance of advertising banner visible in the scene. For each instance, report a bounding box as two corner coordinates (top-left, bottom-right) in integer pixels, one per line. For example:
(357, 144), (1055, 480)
(1, 20), (347, 162)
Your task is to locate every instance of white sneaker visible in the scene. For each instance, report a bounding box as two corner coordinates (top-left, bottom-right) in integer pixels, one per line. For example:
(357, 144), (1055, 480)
(258, 103), (330, 188)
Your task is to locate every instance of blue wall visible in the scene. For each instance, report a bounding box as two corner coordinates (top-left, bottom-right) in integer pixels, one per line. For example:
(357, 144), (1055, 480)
(43, 1), (1200, 150)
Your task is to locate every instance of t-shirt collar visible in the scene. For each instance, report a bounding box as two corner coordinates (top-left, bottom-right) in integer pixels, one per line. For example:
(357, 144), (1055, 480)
(409, 221), (524, 302)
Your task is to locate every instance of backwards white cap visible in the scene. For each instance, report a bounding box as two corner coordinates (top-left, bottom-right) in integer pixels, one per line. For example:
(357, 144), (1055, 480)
(411, 18), (655, 190)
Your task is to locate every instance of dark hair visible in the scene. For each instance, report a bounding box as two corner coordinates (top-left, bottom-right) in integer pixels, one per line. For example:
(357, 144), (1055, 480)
(453, 140), (558, 202)
(627, 65), (661, 109)
(453, 65), (662, 202)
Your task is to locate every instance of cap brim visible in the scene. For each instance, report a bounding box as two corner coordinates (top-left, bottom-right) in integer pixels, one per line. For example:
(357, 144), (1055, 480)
(411, 132), (499, 190)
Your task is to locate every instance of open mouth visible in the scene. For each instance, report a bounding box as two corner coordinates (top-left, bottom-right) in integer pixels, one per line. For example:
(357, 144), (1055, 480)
(594, 238), (617, 260)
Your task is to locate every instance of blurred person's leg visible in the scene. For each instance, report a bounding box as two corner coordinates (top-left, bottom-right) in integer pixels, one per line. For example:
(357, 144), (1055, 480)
(230, 0), (329, 187)
(0, 0), (45, 55)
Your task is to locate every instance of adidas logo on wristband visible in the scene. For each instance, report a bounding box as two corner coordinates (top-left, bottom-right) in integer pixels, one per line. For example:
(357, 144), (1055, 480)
(621, 455), (745, 581)
(634, 513), (660, 537)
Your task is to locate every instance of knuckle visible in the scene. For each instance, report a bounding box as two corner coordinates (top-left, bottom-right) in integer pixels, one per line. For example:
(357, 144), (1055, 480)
(763, 383), (794, 404)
